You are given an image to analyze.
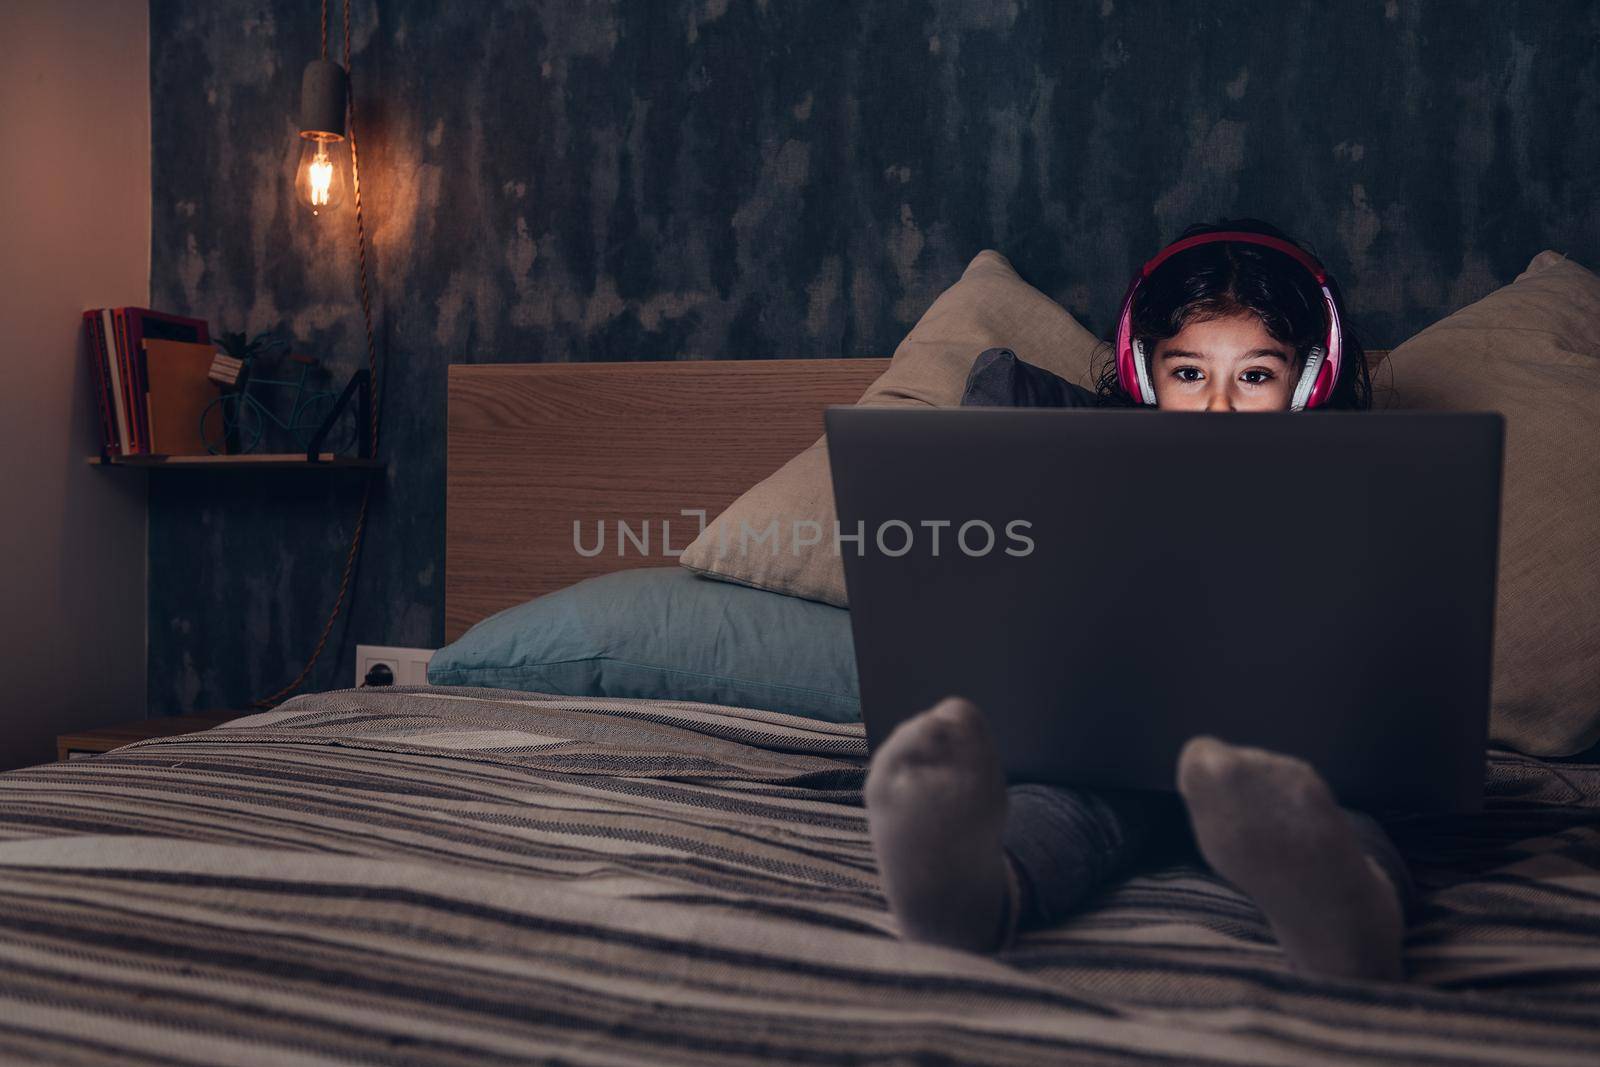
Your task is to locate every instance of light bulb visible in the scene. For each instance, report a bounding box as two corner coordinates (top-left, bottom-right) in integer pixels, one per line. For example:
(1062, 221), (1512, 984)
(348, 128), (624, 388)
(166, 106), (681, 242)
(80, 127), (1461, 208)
(295, 133), (346, 216)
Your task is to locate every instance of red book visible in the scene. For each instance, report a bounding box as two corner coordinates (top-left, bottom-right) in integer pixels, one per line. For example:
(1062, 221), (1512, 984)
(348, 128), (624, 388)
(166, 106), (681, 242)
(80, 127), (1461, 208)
(112, 308), (211, 453)
(96, 309), (131, 454)
(111, 309), (139, 452)
(82, 311), (118, 456)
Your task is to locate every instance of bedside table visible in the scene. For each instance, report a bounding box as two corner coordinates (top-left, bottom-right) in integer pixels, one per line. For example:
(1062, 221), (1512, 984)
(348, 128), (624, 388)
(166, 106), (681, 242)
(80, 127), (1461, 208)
(57, 712), (248, 761)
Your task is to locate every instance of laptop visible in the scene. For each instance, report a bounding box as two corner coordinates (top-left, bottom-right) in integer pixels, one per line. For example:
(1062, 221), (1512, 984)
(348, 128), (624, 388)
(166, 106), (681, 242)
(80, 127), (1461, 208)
(826, 409), (1504, 813)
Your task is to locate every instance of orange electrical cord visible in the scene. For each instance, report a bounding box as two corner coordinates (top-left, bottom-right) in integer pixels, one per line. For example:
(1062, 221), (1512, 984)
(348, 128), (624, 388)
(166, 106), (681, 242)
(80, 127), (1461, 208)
(250, 0), (381, 709)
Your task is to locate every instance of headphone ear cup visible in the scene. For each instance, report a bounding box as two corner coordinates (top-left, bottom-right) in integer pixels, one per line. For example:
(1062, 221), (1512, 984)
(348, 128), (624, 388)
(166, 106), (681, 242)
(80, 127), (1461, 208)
(1113, 270), (1154, 404)
(1307, 286), (1344, 409)
(1132, 339), (1157, 405)
(1290, 346), (1326, 411)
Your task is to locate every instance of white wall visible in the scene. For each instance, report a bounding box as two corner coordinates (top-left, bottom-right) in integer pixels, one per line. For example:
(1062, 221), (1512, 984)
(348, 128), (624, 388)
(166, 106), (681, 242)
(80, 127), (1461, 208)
(0, 1), (150, 769)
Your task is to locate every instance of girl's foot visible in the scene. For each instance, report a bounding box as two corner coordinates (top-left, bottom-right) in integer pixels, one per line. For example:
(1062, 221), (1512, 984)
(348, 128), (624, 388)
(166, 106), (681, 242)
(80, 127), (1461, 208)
(1177, 737), (1405, 981)
(864, 697), (1011, 951)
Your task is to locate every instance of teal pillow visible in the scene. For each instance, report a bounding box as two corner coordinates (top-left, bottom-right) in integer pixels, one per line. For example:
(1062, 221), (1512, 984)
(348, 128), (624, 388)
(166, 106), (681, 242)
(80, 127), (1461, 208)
(427, 568), (860, 722)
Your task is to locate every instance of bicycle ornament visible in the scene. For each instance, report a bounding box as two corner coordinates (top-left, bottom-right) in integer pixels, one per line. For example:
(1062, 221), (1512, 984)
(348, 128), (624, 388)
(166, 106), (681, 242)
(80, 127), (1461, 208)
(200, 331), (359, 457)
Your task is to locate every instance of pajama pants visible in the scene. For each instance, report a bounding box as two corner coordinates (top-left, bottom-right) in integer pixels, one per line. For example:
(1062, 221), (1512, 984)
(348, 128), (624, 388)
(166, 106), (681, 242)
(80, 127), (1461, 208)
(1000, 783), (1417, 940)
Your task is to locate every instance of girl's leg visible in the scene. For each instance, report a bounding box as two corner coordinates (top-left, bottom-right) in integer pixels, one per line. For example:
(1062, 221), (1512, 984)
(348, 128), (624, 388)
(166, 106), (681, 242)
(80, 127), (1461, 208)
(1177, 737), (1408, 981)
(1004, 783), (1172, 937)
(865, 697), (1164, 952)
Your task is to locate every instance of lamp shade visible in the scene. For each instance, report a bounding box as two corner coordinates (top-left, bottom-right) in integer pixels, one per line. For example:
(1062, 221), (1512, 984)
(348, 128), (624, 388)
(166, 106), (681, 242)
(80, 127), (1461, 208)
(299, 58), (347, 140)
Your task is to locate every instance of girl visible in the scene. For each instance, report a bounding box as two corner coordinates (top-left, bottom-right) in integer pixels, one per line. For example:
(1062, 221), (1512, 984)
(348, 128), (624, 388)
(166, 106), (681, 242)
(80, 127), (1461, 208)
(866, 219), (1409, 980)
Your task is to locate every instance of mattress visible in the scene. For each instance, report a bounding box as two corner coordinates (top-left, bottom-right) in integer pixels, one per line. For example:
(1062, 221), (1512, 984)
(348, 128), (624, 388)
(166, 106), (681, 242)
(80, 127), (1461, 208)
(0, 686), (1596, 1065)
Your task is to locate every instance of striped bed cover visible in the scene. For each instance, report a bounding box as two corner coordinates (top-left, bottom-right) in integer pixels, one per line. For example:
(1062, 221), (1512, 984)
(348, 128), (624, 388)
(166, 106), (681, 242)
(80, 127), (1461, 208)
(0, 686), (1596, 1066)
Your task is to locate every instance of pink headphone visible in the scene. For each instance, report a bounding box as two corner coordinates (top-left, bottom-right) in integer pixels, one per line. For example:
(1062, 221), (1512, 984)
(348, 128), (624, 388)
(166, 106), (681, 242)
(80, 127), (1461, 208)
(1114, 231), (1345, 411)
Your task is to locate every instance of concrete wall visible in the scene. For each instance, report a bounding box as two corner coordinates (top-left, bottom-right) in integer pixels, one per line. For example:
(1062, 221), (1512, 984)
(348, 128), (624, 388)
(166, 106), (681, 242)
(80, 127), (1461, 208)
(146, 0), (1600, 712)
(0, 1), (150, 766)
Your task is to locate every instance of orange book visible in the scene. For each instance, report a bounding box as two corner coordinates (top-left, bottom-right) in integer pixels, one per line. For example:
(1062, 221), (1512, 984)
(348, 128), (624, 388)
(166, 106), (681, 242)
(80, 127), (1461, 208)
(142, 339), (219, 455)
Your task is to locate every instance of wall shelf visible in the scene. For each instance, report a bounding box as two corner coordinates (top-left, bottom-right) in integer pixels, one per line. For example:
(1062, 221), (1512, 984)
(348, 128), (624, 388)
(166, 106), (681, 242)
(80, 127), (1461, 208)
(87, 453), (384, 471)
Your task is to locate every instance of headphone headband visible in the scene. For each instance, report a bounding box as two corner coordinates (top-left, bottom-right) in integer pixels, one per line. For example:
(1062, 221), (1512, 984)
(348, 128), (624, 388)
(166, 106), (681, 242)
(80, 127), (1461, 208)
(1139, 230), (1329, 284)
(1115, 231), (1344, 410)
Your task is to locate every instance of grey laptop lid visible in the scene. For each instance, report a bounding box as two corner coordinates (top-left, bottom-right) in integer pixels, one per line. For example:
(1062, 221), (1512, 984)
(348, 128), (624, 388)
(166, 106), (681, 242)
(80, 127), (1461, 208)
(826, 409), (1504, 813)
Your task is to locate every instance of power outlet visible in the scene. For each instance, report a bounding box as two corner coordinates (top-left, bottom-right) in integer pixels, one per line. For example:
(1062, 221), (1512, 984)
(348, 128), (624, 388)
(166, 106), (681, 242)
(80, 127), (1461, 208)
(356, 644), (437, 688)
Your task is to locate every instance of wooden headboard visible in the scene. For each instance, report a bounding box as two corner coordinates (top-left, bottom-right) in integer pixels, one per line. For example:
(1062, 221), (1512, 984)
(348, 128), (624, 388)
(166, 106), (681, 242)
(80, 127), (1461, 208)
(445, 359), (887, 640)
(444, 351), (1390, 641)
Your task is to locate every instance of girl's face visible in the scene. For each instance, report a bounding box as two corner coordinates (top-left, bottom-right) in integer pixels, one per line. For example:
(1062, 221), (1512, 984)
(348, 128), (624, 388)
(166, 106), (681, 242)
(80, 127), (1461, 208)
(1148, 312), (1298, 412)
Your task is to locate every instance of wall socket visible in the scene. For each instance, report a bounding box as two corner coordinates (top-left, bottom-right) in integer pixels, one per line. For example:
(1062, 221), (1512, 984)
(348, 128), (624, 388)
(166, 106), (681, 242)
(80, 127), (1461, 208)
(356, 644), (437, 688)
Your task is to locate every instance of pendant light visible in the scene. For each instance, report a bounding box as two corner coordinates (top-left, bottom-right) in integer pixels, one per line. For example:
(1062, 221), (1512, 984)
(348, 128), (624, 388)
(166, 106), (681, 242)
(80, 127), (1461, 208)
(295, 58), (348, 215)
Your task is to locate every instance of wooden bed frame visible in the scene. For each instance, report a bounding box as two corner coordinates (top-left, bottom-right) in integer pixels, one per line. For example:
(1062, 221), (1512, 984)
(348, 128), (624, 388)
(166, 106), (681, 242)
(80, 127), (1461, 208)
(444, 353), (1389, 641)
(445, 359), (886, 640)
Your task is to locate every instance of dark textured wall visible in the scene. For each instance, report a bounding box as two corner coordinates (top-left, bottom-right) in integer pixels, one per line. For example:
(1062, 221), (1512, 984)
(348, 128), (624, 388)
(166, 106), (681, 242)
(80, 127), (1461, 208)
(148, 0), (1600, 713)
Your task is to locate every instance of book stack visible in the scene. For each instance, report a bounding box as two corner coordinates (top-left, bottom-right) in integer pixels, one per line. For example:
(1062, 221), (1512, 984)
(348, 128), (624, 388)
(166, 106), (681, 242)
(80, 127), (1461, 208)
(83, 308), (211, 456)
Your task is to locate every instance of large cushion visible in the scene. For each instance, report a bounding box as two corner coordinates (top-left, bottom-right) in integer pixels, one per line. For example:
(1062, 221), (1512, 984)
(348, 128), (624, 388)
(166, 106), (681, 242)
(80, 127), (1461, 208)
(1387, 251), (1600, 756)
(679, 250), (1102, 606)
(427, 568), (860, 723)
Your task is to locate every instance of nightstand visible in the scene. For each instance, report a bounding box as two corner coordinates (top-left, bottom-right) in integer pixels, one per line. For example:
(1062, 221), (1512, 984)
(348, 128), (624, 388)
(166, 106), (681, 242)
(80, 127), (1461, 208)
(56, 712), (248, 761)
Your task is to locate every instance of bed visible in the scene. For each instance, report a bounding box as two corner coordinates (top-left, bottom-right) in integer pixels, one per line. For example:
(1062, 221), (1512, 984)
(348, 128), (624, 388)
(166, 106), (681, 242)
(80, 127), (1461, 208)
(2, 358), (1597, 1066)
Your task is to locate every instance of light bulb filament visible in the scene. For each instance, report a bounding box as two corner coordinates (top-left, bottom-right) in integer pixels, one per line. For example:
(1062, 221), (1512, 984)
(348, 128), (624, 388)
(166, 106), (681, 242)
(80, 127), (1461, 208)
(296, 133), (344, 216)
(309, 142), (334, 207)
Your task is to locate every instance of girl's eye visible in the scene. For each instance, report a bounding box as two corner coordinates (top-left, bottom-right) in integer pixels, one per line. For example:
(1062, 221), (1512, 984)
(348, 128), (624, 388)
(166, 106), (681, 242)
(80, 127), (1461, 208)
(1174, 367), (1204, 383)
(1240, 369), (1275, 385)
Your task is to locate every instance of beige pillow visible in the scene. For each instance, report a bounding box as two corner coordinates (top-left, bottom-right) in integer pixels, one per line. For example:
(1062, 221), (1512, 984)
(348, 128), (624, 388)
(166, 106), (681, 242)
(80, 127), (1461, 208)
(680, 250), (1102, 606)
(1388, 251), (1600, 756)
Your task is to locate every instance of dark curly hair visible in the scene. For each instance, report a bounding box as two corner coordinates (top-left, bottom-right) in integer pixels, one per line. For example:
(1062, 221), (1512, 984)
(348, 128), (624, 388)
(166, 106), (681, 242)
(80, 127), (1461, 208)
(1094, 218), (1371, 411)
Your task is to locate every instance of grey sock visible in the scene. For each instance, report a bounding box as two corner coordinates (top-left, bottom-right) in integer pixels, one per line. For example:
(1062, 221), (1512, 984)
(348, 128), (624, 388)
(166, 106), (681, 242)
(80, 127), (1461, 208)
(1178, 736), (1406, 981)
(865, 698), (1012, 953)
